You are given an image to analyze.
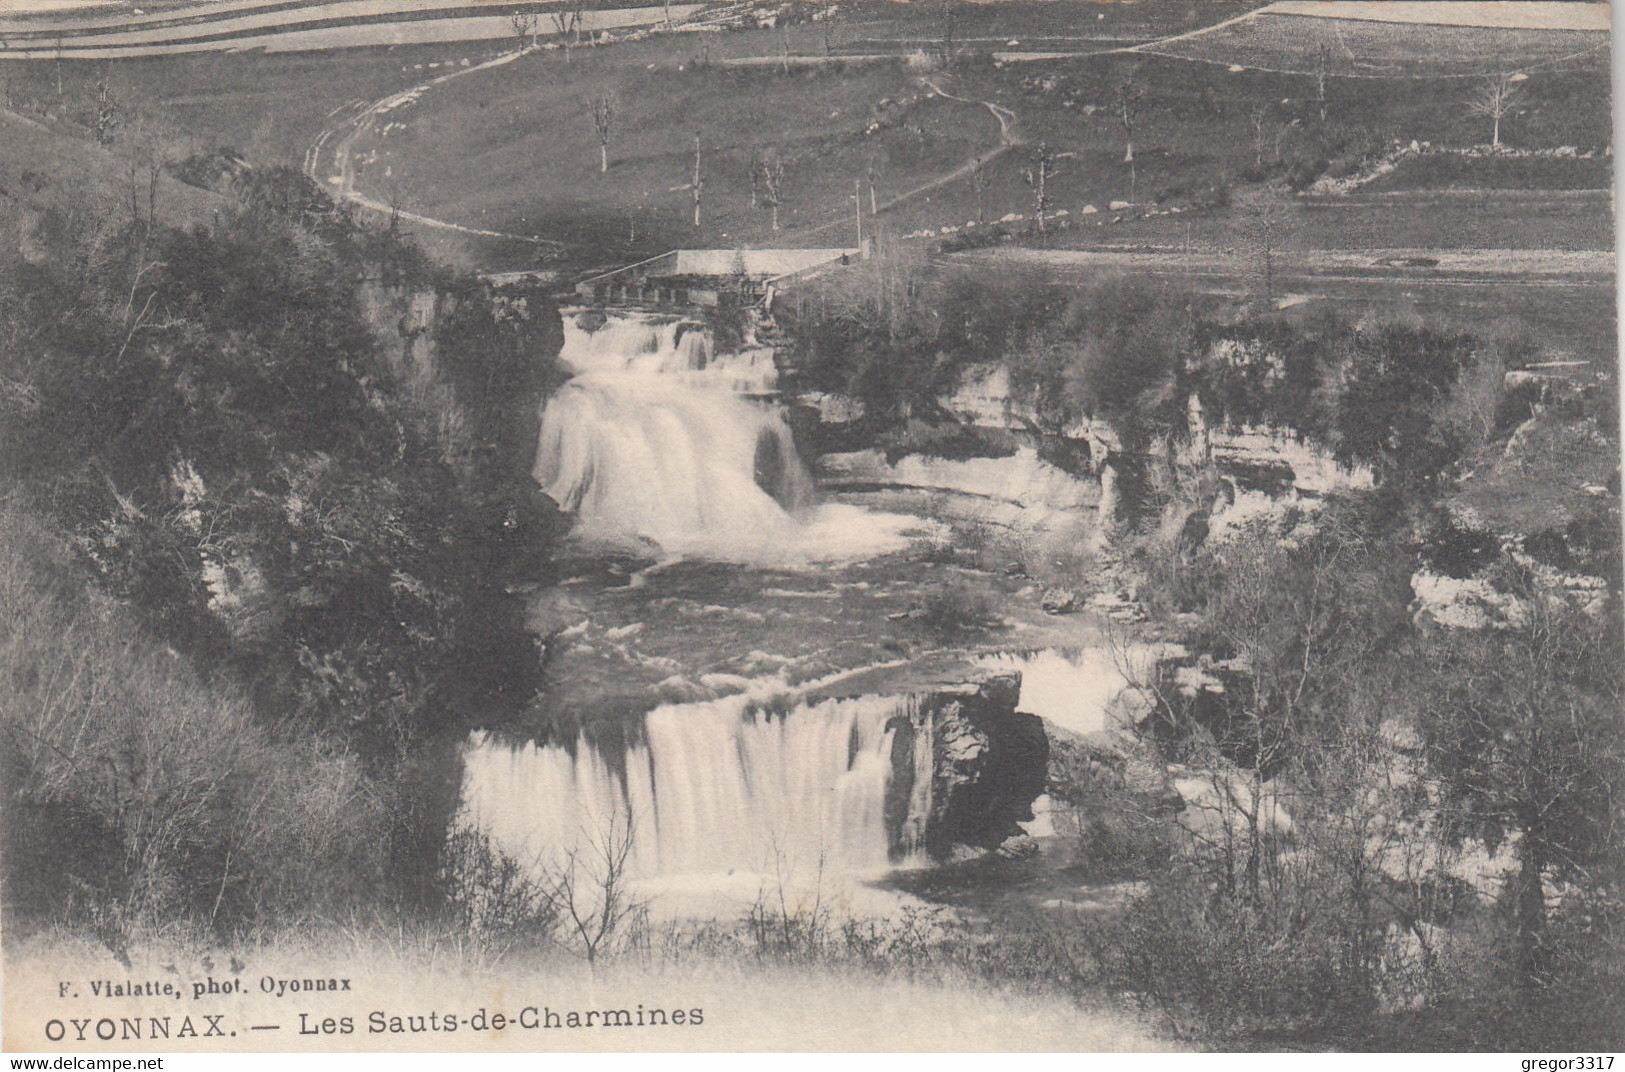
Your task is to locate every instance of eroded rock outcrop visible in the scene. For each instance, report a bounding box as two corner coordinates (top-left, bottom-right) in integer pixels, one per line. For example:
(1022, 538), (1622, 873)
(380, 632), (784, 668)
(805, 670), (1050, 862)
(918, 673), (1050, 858)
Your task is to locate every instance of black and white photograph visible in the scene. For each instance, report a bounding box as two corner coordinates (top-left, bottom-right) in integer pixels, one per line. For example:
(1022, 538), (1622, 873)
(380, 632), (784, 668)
(0, 0), (1619, 1055)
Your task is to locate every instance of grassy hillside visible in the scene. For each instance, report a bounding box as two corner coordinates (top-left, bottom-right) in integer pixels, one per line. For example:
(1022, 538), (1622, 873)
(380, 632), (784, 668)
(0, 107), (225, 230)
(12, 0), (1604, 270)
(345, 14), (1610, 266)
(371, 41), (999, 256)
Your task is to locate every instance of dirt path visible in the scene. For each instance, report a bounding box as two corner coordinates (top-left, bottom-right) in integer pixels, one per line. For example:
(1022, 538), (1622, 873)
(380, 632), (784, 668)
(1120, 4), (1270, 55)
(943, 245), (1615, 291)
(303, 47), (565, 249)
(875, 76), (1020, 212)
(784, 75), (1019, 243)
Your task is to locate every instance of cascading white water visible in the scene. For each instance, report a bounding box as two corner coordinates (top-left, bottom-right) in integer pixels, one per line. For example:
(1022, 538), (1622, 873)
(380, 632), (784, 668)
(458, 692), (933, 881)
(533, 311), (920, 564)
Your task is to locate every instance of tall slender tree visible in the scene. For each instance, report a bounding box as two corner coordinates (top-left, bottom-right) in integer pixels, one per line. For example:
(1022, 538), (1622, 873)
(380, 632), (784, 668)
(1116, 78), (1145, 200)
(589, 93), (616, 173)
(1024, 142), (1057, 237)
(1314, 43), (1331, 122)
(761, 148), (788, 231)
(970, 154), (991, 223)
(690, 132), (704, 227)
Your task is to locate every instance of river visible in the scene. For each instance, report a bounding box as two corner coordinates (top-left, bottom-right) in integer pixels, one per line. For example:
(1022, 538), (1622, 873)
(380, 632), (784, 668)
(453, 309), (1140, 913)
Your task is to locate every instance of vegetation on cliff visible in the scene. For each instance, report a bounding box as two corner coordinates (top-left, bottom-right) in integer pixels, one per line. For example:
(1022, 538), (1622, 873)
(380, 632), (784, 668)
(780, 260), (1623, 1049)
(0, 159), (564, 943)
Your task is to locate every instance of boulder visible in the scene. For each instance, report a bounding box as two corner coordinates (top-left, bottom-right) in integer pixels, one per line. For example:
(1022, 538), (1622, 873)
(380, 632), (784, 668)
(1041, 587), (1079, 615)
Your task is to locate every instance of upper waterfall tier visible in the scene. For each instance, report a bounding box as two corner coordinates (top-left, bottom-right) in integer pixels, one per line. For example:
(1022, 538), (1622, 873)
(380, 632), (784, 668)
(557, 313), (780, 395)
(534, 310), (923, 565)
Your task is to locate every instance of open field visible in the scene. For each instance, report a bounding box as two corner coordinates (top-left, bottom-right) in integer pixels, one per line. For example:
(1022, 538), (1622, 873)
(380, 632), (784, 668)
(3, 39), (494, 160)
(2, 0), (1612, 271)
(1263, 1), (1611, 32)
(313, 4), (1611, 268)
(943, 244), (1618, 365)
(0, 2), (695, 59)
(0, 0), (603, 37)
(831, 0), (1260, 53)
(324, 35), (1004, 262)
(1034, 183), (1615, 255)
(1361, 152), (1613, 193)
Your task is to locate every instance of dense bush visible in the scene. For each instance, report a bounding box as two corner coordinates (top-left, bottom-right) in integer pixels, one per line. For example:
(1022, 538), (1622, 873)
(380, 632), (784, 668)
(791, 266), (1494, 493)
(1419, 510), (1501, 578)
(0, 171), (558, 759)
(779, 248), (1067, 421)
(0, 166), (563, 941)
(1005, 275), (1199, 449)
(1324, 322), (1477, 485)
(0, 505), (394, 947)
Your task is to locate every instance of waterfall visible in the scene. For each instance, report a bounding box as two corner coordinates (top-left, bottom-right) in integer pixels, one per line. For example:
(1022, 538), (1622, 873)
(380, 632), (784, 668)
(534, 374), (820, 556)
(458, 693), (934, 881)
(534, 310), (921, 564)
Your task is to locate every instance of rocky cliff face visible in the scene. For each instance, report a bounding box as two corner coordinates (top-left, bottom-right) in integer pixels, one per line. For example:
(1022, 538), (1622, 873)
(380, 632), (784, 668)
(358, 278), (565, 482)
(817, 670), (1050, 861)
(357, 279), (567, 584)
(919, 674), (1049, 858)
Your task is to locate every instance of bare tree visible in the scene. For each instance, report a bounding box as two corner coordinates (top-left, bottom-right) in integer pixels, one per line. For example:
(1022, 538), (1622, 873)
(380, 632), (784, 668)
(819, 4), (840, 57)
(121, 112), (190, 230)
(1250, 102), (1270, 169)
(1314, 43), (1330, 123)
(95, 74), (120, 147)
(509, 11), (538, 53)
(690, 131), (704, 227)
(1247, 193), (1286, 302)
(549, 813), (645, 966)
(1116, 78), (1144, 201)
(748, 147), (761, 208)
(589, 93), (616, 173)
(933, 0), (958, 67)
(761, 147), (787, 230)
(1468, 73), (1526, 149)
(970, 153), (991, 223)
(1274, 117), (1296, 164)
(1024, 141), (1058, 237)
(549, 6), (581, 62)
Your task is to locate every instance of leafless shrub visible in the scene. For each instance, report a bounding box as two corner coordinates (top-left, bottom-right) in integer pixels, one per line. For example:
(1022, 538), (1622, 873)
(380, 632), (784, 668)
(548, 811), (646, 965)
(439, 826), (560, 957)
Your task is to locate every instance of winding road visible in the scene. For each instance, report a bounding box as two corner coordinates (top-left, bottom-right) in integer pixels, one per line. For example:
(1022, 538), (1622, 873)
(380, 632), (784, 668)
(303, 47), (567, 248)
